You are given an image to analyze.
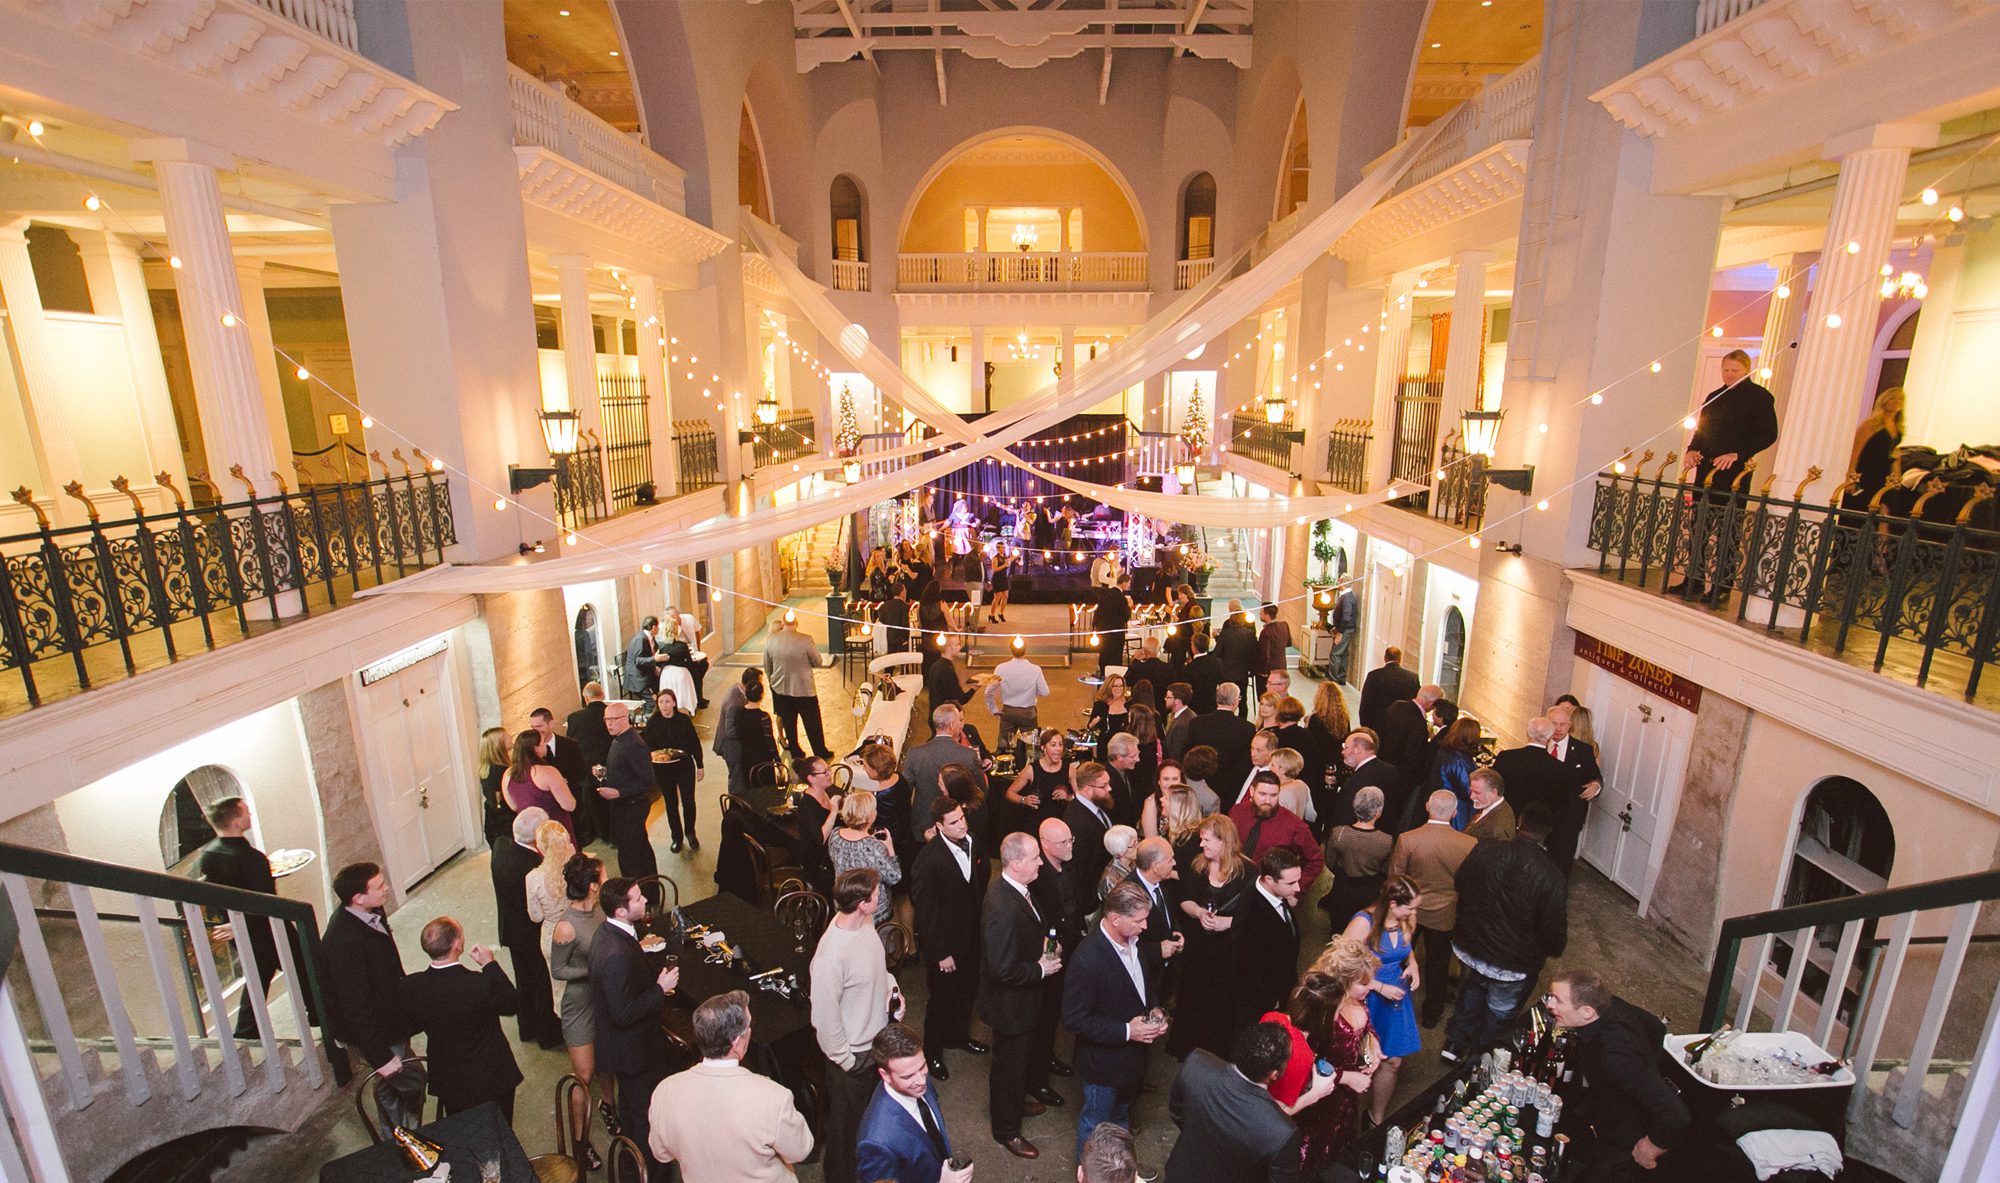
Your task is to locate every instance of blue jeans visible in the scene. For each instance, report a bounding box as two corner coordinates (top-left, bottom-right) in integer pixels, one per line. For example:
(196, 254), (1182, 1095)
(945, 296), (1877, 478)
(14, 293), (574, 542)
(1077, 1082), (1135, 1162)
(1446, 962), (1535, 1055)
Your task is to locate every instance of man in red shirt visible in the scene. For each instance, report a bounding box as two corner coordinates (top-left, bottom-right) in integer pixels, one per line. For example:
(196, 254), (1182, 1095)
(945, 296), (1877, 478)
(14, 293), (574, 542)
(1227, 775), (1323, 887)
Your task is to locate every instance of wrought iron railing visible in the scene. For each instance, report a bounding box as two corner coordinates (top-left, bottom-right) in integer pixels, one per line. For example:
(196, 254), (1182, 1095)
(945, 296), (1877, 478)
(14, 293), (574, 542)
(599, 373), (654, 508)
(673, 421), (720, 493)
(1325, 420), (1372, 493)
(1389, 378), (1444, 509)
(0, 471), (453, 706)
(554, 435), (608, 530)
(752, 409), (818, 470)
(1429, 442), (1488, 531)
(1235, 419), (1301, 475)
(1586, 471), (2000, 700)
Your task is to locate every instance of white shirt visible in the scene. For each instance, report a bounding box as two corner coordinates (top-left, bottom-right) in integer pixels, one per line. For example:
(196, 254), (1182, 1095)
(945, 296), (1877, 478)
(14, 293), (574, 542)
(1001, 872), (1038, 919)
(943, 834), (973, 880)
(1078, 796), (1110, 829)
(1472, 799), (1503, 824)
(1256, 880), (1293, 929)
(607, 917), (639, 941)
(700, 1056), (741, 1069)
(991, 657), (1050, 708)
(1551, 736), (1570, 761)
(888, 1087), (943, 1134)
(1101, 921), (1148, 1018)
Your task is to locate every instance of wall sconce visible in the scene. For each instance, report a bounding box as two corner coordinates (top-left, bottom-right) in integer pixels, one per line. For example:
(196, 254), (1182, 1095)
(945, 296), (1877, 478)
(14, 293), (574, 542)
(539, 408), (581, 456)
(508, 464), (557, 493)
(1264, 393), (1287, 424)
(842, 457), (863, 483)
(1459, 407), (1535, 494)
(756, 389), (780, 425)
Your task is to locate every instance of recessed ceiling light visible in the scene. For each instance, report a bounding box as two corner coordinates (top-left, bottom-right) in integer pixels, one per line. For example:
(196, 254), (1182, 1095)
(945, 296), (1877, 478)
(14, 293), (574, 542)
(608, 49), (620, 56)
(1481, 1), (1493, 6)
(558, 7), (569, 14)
(1431, 42), (1443, 48)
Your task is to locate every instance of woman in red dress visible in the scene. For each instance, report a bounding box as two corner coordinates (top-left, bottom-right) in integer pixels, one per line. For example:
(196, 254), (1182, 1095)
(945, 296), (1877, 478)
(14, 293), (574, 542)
(1259, 937), (1382, 1173)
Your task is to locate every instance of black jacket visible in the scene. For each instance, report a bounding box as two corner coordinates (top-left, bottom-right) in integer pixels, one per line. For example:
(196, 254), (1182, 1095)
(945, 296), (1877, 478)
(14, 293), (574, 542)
(1064, 798), (1114, 890)
(1166, 1048), (1301, 1183)
(600, 728), (654, 805)
(198, 836), (280, 955)
(1357, 662), (1420, 732)
(1688, 379), (1778, 491)
(1334, 756), (1406, 830)
(399, 961), (521, 1110)
(878, 597), (912, 654)
(1062, 926), (1157, 1089)
(489, 838), (540, 948)
(909, 834), (987, 968)
(1490, 745), (1585, 821)
(588, 921), (670, 1076)
(1379, 698), (1432, 776)
(1126, 657), (1175, 711)
(1092, 586), (1131, 632)
(1212, 620), (1257, 687)
(542, 733), (593, 795)
(1030, 857), (1089, 957)
(643, 709), (704, 771)
(1570, 996), (1692, 1156)
(1556, 737), (1602, 792)
(1185, 711), (1257, 808)
(1180, 654), (1225, 715)
(979, 879), (1048, 1035)
(320, 906), (411, 1068)
(1231, 886), (1299, 1031)
(1452, 837), (1568, 973)
(566, 701), (612, 768)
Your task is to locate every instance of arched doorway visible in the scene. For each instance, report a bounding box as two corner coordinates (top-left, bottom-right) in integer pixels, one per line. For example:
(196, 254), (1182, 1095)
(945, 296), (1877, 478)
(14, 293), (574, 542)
(739, 100), (774, 224)
(574, 603), (604, 691)
(1438, 605), (1466, 702)
(1275, 99), (1309, 219)
(160, 765), (247, 875)
(1870, 302), (1919, 398)
(1771, 777), (1896, 1031)
(830, 174), (866, 262)
(1180, 172), (1216, 262)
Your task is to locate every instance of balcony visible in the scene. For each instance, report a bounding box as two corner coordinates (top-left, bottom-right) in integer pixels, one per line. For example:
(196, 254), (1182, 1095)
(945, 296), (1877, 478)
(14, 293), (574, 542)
(247, 0), (357, 48)
(507, 64), (686, 212)
(831, 259), (870, 292)
(896, 251), (1149, 293)
(1324, 421), (1373, 494)
(1694, 0), (1767, 35)
(1175, 258), (1217, 291)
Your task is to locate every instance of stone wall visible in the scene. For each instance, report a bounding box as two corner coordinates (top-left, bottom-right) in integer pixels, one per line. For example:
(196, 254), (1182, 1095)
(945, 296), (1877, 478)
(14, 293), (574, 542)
(297, 681), (385, 884)
(1646, 691), (1750, 955)
(478, 589), (579, 724)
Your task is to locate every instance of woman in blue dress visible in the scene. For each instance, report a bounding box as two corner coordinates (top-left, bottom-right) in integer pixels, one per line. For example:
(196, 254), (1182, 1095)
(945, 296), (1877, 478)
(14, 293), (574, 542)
(1342, 875), (1422, 1126)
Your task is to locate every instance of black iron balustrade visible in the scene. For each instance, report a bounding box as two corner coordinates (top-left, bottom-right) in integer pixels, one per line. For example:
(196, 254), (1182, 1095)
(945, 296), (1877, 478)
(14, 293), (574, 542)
(1325, 420), (1372, 494)
(1235, 419), (1301, 475)
(1430, 442), (1488, 531)
(553, 433), (608, 530)
(751, 409), (818, 470)
(1586, 469), (2000, 701)
(673, 421), (721, 493)
(1389, 377), (1444, 511)
(598, 372), (654, 508)
(0, 469), (454, 707)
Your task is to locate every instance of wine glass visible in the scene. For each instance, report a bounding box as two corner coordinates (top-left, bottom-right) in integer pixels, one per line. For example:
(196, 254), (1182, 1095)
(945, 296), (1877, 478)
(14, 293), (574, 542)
(789, 912), (812, 954)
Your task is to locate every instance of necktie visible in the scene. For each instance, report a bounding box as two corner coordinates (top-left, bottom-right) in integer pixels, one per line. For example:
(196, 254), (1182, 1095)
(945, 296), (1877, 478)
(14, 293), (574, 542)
(917, 1094), (947, 1160)
(1548, 741), (1559, 757)
(1244, 817), (1267, 856)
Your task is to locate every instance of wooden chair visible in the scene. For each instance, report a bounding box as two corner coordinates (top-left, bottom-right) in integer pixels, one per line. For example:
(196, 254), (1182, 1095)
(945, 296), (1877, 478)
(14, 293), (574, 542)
(605, 1135), (650, 1183)
(527, 1073), (589, 1182)
(631, 872), (681, 919)
(353, 1054), (430, 1144)
(879, 919), (916, 971)
(773, 888), (830, 951)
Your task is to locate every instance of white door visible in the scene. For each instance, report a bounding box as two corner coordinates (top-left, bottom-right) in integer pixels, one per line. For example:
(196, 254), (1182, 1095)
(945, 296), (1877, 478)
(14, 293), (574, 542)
(1363, 546), (1409, 672)
(1574, 662), (1697, 908)
(361, 655), (467, 890)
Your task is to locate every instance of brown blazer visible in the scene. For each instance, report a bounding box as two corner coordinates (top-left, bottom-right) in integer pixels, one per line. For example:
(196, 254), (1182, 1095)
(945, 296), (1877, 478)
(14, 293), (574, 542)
(1465, 799), (1518, 845)
(1388, 821), (1478, 930)
(649, 1061), (815, 1182)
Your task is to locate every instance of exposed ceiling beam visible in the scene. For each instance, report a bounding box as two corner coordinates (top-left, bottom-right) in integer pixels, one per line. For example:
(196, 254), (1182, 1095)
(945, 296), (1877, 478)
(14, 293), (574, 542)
(935, 48), (948, 105)
(1099, 47), (1113, 105)
(831, 0), (878, 70)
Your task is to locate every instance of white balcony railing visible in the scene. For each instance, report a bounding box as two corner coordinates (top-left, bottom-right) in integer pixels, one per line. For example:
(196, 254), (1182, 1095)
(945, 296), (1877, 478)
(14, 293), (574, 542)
(896, 251), (1149, 292)
(246, 0), (357, 49)
(1175, 258), (1217, 290)
(507, 64), (687, 213)
(832, 259), (870, 292)
(1393, 55), (1541, 195)
(1695, 0), (1770, 35)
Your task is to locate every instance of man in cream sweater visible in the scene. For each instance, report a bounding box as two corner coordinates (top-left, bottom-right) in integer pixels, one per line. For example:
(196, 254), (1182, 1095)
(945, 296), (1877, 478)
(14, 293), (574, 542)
(648, 991), (813, 1182)
(810, 867), (901, 1183)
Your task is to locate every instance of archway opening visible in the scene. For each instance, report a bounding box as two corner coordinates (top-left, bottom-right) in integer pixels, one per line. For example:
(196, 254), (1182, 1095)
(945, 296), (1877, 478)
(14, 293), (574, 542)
(160, 766), (248, 875)
(1439, 605), (1467, 702)
(574, 603), (605, 691)
(1773, 776), (1896, 1028)
(1180, 172), (1217, 262)
(831, 174), (866, 262)
(899, 132), (1146, 257)
(739, 101), (774, 224)
(1276, 100), (1309, 219)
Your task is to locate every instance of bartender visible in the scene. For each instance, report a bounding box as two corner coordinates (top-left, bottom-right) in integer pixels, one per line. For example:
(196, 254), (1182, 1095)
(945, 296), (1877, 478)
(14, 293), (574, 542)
(1544, 969), (1692, 1180)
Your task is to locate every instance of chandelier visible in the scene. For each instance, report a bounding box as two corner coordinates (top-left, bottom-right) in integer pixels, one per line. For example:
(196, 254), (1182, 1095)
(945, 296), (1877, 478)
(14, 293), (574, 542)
(1012, 222), (1038, 252)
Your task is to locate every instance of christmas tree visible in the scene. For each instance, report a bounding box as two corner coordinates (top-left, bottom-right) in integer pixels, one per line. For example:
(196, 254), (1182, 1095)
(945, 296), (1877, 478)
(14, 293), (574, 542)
(1179, 381), (1209, 456)
(833, 382), (862, 456)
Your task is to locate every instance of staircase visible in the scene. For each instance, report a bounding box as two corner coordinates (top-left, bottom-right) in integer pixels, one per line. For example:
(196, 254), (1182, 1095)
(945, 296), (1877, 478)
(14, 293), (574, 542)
(0, 843), (338, 1181)
(787, 519), (848, 594)
(1198, 527), (1259, 605)
(1701, 867), (2000, 1181)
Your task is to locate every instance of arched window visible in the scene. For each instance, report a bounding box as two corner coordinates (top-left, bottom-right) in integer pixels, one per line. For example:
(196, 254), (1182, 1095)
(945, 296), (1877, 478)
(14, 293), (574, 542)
(1438, 606), (1466, 703)
(574, 603), (603, 691)
(738, 101), (773, 224)
(160, 766), (248, 874)
(1773, 777), (1896, 1003)
(830, 174), (866, 263)
(1180, 173), (1216, 262)
(1276, 99), (1309, 219)
(1871, 303), (1920, 398)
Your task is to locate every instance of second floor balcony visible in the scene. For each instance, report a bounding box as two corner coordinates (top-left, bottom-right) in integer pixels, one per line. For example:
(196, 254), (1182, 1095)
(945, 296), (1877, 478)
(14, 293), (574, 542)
(507, 64), (687, 214)
(896, 250), (1149, 293)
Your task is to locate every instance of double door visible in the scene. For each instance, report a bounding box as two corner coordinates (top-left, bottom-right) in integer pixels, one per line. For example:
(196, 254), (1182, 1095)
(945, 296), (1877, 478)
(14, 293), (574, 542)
(1574, 661), (1697, 913)
(359, 652), (467, 891)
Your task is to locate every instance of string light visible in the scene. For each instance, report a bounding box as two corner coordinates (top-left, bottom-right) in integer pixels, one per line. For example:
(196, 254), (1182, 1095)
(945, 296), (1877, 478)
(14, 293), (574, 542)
(219, 312), (238, 327)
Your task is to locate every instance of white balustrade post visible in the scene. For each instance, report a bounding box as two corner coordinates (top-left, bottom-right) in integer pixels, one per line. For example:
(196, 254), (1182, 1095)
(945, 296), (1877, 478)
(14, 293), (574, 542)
(1367, 273), (1417, 491)
(132, 140), (284, 493)
(1770, 125), (1935, 499)
(1439, 250), (1493, 467)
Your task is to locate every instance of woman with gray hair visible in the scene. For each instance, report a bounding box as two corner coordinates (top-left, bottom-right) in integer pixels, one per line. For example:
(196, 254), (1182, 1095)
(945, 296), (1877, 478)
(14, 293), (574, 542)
(1096, 824), (1141, 902)
(1319, 785), (1394, 922)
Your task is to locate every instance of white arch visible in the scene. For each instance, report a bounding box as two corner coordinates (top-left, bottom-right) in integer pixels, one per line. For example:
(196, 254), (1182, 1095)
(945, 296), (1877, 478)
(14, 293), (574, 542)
(893, 125), (1151, 255)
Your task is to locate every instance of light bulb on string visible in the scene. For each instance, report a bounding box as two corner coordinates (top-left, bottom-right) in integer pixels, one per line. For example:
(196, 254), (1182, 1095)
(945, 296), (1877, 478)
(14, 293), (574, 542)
(1776, 283), (1791, 299)
(710, 589), (723, 603)
(26, 120), (44, 138)
(1589, 394), (1603, 405)
(296, 366), (311, 381)
(641, 562), (653, 574)
(361, 415), (375, 429)
(565, 531), (578, 546)
(1650, 361), (1662, 373)
(220, 312), (238, 327)
(1948, 204), (1965, 223)
(493, 497), (508, 511)
(84, 193), (101, 211)
(1921, 187), (1939, 205)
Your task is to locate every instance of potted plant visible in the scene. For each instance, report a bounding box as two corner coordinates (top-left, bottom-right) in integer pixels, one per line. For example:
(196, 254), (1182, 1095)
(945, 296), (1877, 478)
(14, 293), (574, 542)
(1311, 520), (1338, 582)
(1187, 548), (1216, 595)
(823, 561), (844, 591)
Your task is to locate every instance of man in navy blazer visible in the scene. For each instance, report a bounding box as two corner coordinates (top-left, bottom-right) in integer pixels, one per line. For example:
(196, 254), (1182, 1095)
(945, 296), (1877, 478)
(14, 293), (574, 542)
(856, 1023), (974, 1183)
(1062, 880), (1165, 1162)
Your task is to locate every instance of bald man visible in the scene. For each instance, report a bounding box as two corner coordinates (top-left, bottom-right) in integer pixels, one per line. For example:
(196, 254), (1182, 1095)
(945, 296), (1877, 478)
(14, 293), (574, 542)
(1028, 817), (1086, 1106)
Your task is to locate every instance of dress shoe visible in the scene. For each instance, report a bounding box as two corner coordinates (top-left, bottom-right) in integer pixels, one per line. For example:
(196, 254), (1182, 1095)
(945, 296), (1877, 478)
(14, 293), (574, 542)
(927, 1056), (951, 1080)
(1048, 1057), (1074, 1077)
(670, 839), (683, 853)
(687, 836), (701, 851)
(1021, 1098), (1046, 1117)
(1030, 1085), (1065, 1107)
(957, 1039), (990, 1055)
(999, 1137), (1040, 1159)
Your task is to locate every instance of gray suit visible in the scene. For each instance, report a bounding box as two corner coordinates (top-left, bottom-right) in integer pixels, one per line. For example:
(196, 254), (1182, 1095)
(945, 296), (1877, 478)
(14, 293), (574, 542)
(1165, 1048), (1301, 1183)
(902, 734), (987, 832)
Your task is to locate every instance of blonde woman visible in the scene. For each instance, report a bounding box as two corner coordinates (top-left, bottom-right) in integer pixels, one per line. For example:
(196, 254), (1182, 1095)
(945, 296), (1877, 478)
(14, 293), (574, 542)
(524, 819), (575, 964)
(1171, 813), (1253, 1057)
(478, 726), (512, 844)
(1305, 681), (1353, 814)
(1845, 386), (1905, 510)
(1274, 939), (1381, 1169)
(829, 790), (900, 925)
(1271, 747), (1314, 824)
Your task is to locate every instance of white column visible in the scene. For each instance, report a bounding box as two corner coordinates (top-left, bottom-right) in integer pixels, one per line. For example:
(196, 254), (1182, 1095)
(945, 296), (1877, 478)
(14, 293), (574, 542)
(1757, 251), (1817, 422)
(0, 221), (79, 510)
(554, 254), (611, 498)
(631, 274), (677, 494)
(133, 139), (282, 493)
(233, 258), (299, 480)
(968, 325), (986, 411)
(1059, 325), (1076, 380)
(75, 232), (189, 498)
(1770, 125), (1935, 498)
(1367, 273), (1417, 491)
(1438, 251), (1492, 462)
(1058, 207), (1071, 254)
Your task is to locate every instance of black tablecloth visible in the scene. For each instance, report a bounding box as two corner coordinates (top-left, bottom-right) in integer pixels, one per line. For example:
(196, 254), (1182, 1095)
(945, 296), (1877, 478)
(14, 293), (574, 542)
(657, 893), (814, 1050)
(735, 784), (803, 858)
(319, 1103), (533, 1183)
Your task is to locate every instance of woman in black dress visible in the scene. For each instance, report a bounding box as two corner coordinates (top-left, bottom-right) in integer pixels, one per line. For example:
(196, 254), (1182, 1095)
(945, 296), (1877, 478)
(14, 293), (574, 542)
(1088, 673), (1133, 747)
(478, 727), (512, 845)
(987, 540), (1015, 624)
(643, 688), (704, 854)
(1005, 727), (1075, 831)
(1170, 813), (1253, 1058)
(791, 755), (839, 895)
(1844, 386), (1905, 510)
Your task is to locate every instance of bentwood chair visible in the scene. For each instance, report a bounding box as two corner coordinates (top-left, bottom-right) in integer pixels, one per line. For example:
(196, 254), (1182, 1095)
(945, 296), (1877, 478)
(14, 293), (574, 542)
(773, 888), (830, 952)
(526, 1073), (589, 1182)
(879, 918), (916, 971)
(354, 1054), (430, 1143)
(605, 1135), (650, 1183)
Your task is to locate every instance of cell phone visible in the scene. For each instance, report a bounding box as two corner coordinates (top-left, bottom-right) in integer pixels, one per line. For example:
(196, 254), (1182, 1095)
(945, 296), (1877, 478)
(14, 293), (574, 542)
(1315, 1057), (1336, 1078)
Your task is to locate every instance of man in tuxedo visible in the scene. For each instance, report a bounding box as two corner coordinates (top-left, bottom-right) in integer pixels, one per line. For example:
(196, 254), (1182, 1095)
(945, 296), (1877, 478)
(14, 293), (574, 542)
(1546, 702), (1605, 874)
(1211, 601), (1258, 713)
(398, 916), (521, 1123)
(1389, 791), (1479, 1028)
(1030, 818), (1087, 1107)
(596, 701), (659, 878)
(1165, 1023), (1303, 1183)
(1063, 880), (1166, 1160)
(1104, 732), (1144, 828)
(534, 705), (597, 848)
(1126, 639), (1175, 714)
(197, 796), (309, 1040)
(1490, 717), (1585, 832)
(490, 807), (562, 1049)
(1180, 632), (1225, 715)
(591, 878), (681, 1181)
(856, 1023), (974, 1183)
(1093, 572), (1132, 675)
(879, 580), (913, 656)
(1064, 762), (1117, 889)
(1334, 729), (1406, 831)
(566, 683), (612, 834)
(1379, 685), (1442, 781)
(1465, 767), (1518, 843)
(320, 861), (424, 1130)
(905, 704), (989, 831)
(1232, 847), (1304, 1034)
(981, 832), (1065, 1159)
(1162, 683), (1197, 761)
(1358, 646), (1420, 732)
(910, 799), (989, 1073)
(1186, 685), (1258, 807)
(1328, 588), (1361, 684)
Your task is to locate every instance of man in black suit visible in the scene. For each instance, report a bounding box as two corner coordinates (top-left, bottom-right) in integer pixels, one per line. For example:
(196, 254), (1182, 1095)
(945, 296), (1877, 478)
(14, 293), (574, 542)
(1546, 702), (1605, 875)
(879, 580), (912, 656)
(197, 796), (311, 1039)
(624, 616), (665, 698)
(1231, 847), (1304, 1035)
(1357, 646), (1421, 732)
(1104, 733), (1144, 828)
(981, 831), (1065, 1160)
(1064, 762), (1117, 889)
(398, 916), (521, 1123)
(1162, 683), (1197, 761)
(1063, 880), (1165, 1160)
(1127, 639), (1175, 714)
(1379, 685), (1441, 782)
(490, 807), (562, 1049)
(1093, 573), (1132, 675)
(595, 701), (659, 878)
(1329, 588), (1360, 684)
(1333, 729), (1406, 831)
(1180, 632), (1225, 715)
(910, 799), (989, 1075)
(1165, 1023), (1305, 1183)
(1129, 837), (1185, 970)
(566, 682), (613, 770)
(1490, 717), (1586, 833)
(1029, 818), (1086, 1108)
(590, 877), (681, 1182)
(1185, 684), (1257, 808)
(320, 861), (424, 1130)
(1211, 601), (1258, 715)
(534, 705), (597, 848)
